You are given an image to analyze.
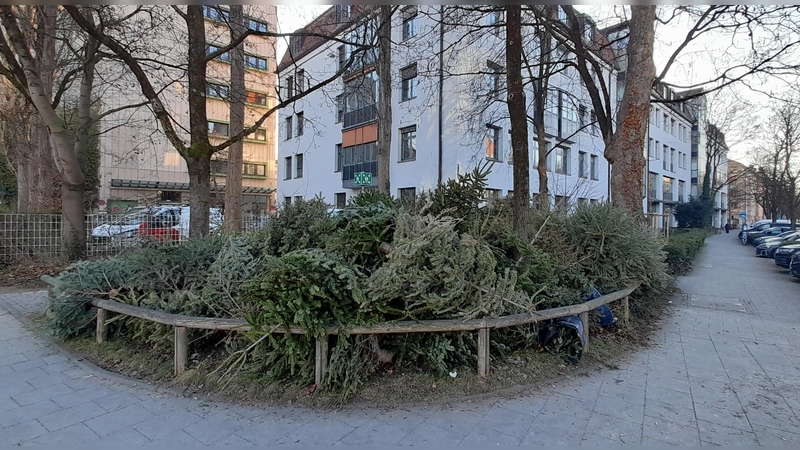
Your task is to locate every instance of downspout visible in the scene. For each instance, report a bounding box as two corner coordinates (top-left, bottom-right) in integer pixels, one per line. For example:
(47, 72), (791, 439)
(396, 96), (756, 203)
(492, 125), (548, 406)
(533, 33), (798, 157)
(437, 5), (444, 184)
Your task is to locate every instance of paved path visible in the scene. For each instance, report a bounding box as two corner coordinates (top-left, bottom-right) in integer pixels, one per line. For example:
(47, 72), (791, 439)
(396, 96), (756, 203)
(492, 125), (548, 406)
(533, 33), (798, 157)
(2, 233), (800, 446)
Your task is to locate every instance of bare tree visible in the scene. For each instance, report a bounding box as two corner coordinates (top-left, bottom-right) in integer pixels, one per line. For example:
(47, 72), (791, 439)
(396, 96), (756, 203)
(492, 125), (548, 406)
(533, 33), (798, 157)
(67, 5), (385, 236)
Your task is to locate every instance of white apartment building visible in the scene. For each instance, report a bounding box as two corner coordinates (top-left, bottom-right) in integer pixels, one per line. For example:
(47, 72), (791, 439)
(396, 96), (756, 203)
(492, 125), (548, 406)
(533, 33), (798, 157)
(277, 6), (615, 209)
(645, 84), (694, 228)
(97, 6), (279, 214)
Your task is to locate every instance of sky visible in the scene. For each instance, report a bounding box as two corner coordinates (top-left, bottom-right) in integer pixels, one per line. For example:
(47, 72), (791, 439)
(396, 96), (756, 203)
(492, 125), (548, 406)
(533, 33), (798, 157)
(276, 5), (787, 164)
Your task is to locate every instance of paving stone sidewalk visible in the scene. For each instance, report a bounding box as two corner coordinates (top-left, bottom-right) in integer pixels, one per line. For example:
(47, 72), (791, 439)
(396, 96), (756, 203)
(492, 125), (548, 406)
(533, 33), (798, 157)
(2, 233), (800, 446)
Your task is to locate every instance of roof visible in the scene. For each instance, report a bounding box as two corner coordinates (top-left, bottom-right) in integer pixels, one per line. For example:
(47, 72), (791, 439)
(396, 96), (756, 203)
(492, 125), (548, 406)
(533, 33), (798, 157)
(277, 5), (378, 73)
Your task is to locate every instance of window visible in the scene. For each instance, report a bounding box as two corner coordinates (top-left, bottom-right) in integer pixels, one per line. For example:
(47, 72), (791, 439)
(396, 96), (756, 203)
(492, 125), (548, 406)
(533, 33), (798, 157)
(399, 187), (416, 200)
(670, 148), (675, 172)
(335, 5), (350, 23)
(663, 113), (669, 132)
(284, 196), (291, 205)
(649, 107), (655, 124)
(245, 54), (267, 71)
(671, 119), (676, 136)
(336, 95), (344, 123)
(295, 196), (303, 204)
(285, 76), (294, 98)
(655, 109), (662, 128)
(554, 195), (570, 209)
(295, 154), (303, 178)
(485, 125), (501, 161)
(296, 112), (304, 136)
(203, 6), (229, 22)
(484, 189), (502, 201)
(654, 141), (660, 159)
(400, 64), (417, 101)
(590, 155), (599, 180)
(290, 35), (304, 57)
(557, 6), (568, 24)
(402, 6), (417, 41)
(337, 45), (346, 70)
(554, 147), (568, 175)
(400, 125), (416, 161)
(648, 138), (654, 159)
(285, 116), (292, 140)
(245, 91), (268, 106)
(207, 121), (229, 136)
(284, 157), (291, 180)
(335, 143), (343, 172)
(207, 83), (229, 99)
(296, 69), (305, 94)
(243, 163), (266, 176)
(249, 128), (267, 141)
(579, 151), (588, 178)
(206, 44), (230, 62)
(247, 18), (267, 33)
(578, 105), (587, 129)
(578, 197), (588, 207)
(335, 193), (346, 209)
(590, 110), (598, 135)
(486, 10), (504, 36)
(487, 61), (503, 98)
(662, 145), (668, 170)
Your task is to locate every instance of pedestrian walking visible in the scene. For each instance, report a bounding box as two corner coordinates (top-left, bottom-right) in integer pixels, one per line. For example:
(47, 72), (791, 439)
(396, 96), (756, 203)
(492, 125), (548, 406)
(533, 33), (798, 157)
(725, 223), (731, 233)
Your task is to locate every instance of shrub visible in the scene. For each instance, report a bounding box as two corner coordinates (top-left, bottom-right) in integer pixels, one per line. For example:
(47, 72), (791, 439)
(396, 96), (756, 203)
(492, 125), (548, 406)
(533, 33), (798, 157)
(259, 197), (338, 256)
(663, 229), (712, 275)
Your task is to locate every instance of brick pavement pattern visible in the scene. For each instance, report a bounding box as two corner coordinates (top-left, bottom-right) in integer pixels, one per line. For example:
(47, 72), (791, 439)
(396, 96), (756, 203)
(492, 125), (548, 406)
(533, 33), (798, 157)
(1, 233), (800, 445)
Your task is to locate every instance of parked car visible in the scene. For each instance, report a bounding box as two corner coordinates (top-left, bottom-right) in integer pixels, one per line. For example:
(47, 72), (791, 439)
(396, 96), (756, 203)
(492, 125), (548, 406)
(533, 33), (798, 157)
(753, 230), (800, 247)
(745, 225), (793, 246)
(774, 244), (800, 268)
(755, 233), (800, 257)
(91, 205), (223, 247)
(790, 252), (800, 279)
(740, 221), (791, 242)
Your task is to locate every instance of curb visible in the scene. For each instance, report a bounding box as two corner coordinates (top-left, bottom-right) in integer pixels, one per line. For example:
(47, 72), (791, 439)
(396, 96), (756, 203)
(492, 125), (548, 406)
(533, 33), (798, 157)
(0, 289), (667, 412)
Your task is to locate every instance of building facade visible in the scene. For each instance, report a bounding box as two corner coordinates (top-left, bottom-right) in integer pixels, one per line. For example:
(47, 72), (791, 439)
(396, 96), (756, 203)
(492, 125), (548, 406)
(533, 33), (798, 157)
(97, 6), (279, 214)
(276, 6), (615, 209)
(727, 159), (765, 227)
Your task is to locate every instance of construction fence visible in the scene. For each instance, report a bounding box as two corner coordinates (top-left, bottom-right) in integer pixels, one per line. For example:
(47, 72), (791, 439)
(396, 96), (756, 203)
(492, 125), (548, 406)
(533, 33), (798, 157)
(0, 212), (271, 264)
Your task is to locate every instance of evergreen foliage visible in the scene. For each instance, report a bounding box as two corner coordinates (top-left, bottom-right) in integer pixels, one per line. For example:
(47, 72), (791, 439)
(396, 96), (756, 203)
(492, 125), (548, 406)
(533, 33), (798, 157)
(46, 166), (678, 400)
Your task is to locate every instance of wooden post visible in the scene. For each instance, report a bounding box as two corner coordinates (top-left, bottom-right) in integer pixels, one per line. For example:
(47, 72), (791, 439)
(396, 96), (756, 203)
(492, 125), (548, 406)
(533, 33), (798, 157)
(579, 311), (589, 353)
(315, 336), (328, 386)
(477, 327), (490, 378)
(622, 295), (630, 328)
(174, 326), (188, 375)
(96, 308), (106, 344)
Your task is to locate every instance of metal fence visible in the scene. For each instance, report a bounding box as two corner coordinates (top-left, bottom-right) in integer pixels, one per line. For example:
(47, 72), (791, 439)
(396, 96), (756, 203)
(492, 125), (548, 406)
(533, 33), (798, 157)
(0, 212), (270, 263)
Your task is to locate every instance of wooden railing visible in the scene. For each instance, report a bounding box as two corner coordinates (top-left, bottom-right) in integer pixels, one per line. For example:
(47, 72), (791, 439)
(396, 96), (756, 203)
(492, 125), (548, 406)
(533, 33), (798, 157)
(41, 275), (637, 385)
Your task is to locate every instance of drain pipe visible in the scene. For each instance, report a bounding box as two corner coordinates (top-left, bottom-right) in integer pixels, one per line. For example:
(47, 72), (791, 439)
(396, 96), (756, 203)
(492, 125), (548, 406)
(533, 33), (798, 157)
(438, 5), (444, 184)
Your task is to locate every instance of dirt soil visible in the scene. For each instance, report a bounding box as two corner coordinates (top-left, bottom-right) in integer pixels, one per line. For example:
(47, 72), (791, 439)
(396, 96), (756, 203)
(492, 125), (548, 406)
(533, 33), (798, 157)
(0, 262), (66, 293)
(49, 287), (676, 410)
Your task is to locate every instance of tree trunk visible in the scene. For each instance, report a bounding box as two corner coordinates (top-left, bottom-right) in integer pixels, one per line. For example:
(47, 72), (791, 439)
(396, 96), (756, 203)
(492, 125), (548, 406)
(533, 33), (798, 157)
(534, 10), (553, 210)
(187, 156), (212, 237)
(224, 5), (245, 232)
(376, 5), (392, 194)
(61, 182), (85, 260)
(603, 6), (655, 214)
(506, 5), (530, 239)
(186, 5), (212, 237)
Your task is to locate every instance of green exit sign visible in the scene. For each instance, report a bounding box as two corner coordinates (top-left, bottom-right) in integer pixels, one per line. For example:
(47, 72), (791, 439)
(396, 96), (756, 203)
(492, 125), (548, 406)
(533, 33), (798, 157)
(354, 172), (373, 186)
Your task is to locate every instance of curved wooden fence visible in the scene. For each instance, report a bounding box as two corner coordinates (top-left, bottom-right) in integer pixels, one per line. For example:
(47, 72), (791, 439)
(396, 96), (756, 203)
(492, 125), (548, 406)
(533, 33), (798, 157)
(41, 275), (637, 384)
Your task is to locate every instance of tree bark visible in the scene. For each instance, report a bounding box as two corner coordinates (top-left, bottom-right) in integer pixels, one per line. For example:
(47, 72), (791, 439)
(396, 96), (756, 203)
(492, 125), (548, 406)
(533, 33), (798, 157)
(1, 5), (87, 258)
(534, 11), (554, 210)
(376, 5), (392, 194)
(603, 6), (655, 214)
(506, 5), (530, 238)
(224, 5), (245, 232)
(186, 5), (212, 237)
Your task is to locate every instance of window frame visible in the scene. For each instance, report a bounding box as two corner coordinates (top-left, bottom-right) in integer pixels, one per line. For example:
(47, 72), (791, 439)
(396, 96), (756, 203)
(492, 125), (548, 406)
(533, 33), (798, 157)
(400, 64), (417, 102)
(207, 120), (230, 137)
(245, 53), (268, 71)
(485, 125), (502, 161)
(578, 151), (588, 179)
(590, 154), (599, 180)
(206, 82), (229, 100)
(401, 6), (418, 41)
(296, 112), (305, 137)
(295, 153), (304, 178)
(400, 125), (417, 162)
(284, 156), (292, 180)
(285, 116), (293, 140)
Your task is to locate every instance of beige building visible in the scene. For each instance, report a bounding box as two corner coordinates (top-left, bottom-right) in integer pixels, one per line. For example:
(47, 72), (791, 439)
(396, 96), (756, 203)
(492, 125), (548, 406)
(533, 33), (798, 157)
(727, 159), (765, 227)
(97, 5), (278, 214)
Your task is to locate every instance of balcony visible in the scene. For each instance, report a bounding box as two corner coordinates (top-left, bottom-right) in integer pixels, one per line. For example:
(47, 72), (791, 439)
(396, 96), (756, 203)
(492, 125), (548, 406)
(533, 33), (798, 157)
(343, 104), (377, 129)
(342, 161), (378, 189)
